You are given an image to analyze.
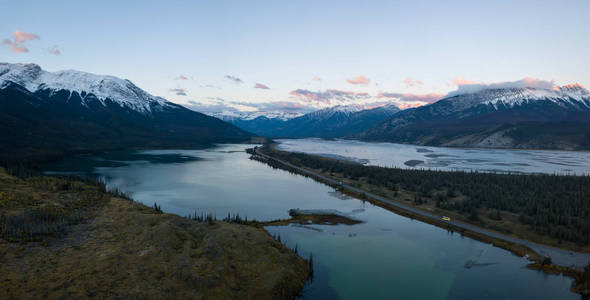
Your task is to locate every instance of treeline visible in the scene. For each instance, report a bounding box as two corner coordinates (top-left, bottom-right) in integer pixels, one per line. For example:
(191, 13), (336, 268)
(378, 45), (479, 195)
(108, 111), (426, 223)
(259, 147), (590, 245)
(0, 164), (133, 242)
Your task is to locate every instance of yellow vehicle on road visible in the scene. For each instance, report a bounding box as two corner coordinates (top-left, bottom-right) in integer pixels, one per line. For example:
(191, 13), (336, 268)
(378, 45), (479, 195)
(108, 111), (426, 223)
(442, 216), (451, 222)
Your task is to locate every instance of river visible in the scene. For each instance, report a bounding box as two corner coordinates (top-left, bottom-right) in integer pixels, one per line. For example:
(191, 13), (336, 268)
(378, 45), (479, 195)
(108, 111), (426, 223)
(43, 143), (582, 299)
(276, 138), (590, 175)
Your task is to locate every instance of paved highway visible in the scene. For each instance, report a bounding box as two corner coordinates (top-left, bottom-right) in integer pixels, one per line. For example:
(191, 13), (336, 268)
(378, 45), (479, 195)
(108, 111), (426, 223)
(254, 147), (590, 269)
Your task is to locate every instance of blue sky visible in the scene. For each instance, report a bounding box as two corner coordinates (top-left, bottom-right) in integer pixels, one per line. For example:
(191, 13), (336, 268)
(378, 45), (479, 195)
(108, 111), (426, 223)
(2, 0), (589, 113)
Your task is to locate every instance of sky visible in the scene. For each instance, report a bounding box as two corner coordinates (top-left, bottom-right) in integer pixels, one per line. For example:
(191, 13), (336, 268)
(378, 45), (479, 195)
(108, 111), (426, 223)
(2, 0), (590, 114)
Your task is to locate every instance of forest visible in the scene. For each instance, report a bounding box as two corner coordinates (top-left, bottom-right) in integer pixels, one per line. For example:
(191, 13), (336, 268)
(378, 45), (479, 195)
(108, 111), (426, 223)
(257, 146), (590, 245)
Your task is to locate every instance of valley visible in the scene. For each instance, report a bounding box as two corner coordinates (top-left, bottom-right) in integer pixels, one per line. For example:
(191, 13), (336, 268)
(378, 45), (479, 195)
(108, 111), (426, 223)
(41, 144), (589, 299)
(2, 63), (590, 298)
(4, 2), (590, 298)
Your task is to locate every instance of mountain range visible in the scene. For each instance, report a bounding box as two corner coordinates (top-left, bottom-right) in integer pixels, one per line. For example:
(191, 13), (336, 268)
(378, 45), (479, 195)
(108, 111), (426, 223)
(356, 86), (590, 150)
(217, 104), (400, 138)
(0, 63), (250, 162)
(3, 62), (590, 160)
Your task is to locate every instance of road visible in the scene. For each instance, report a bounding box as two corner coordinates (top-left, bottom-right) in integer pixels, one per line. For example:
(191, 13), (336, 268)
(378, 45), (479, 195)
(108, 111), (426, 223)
(254, 147), (590, 269)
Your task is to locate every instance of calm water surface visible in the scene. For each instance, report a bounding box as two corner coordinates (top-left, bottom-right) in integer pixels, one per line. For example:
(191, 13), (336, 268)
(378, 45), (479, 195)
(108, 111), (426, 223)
(44, 144), (581, 300)
(277, 138), (590, 175)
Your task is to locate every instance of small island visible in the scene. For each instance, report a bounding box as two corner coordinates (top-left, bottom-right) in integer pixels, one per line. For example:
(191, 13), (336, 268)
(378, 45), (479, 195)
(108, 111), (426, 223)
(259, 209), (363, 227)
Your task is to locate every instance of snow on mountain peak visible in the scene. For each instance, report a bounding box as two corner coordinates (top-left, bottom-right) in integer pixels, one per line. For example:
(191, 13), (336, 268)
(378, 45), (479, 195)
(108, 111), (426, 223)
(0, 62), (170, 113)
(443, 85), (590, 112)
(207, 110), (303, 121)
(480, 87), (590, 108)
(307, 104), (364, 118)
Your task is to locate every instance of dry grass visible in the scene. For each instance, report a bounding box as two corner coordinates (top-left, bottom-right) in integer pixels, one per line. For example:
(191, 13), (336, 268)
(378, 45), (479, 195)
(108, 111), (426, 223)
(0, 168), (309, 299)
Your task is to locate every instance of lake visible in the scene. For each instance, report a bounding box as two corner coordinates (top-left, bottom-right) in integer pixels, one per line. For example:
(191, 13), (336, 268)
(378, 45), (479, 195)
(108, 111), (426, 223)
(44, 144), (581, 299)
(276, 138), (590, 175)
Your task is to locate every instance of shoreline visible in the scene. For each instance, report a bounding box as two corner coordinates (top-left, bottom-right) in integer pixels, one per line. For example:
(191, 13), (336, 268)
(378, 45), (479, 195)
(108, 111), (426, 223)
(0, 167), (310, 299)
(265, 143), (590, 255)
(275, 137), (590, 154)
(249, 145), (590, 295)
(274, 138), (590, 176)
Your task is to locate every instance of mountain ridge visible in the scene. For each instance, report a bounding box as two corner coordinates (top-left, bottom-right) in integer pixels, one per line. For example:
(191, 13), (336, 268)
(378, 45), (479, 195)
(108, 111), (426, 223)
(357, 86), (590, 150)
(218, 104), (400, 138)
(0, 63), (251, 162)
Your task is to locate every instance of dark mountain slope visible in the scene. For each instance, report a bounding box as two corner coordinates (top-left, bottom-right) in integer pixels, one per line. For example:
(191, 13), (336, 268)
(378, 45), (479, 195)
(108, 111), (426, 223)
(225, 104), (400, 138)
(357, 87), (590, 150)
(0, 66), (251, 162)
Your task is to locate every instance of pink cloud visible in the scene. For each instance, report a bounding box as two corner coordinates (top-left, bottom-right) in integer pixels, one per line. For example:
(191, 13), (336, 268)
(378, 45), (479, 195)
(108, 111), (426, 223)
(397, 102), (425, 109)
(48, 46), (61, 55)
(2, 40), (29, 53)
(404, 77), (423, 87)
(346, 75), (370, 85)
(2, 31), (39, 54)
(254, 83), (270, 89)
(13, 31), (39, 43)
(448, 77), (556, 96)
(312, 76), (322, 82)
(559, 83), (586, 89)
(290, 89), (320, 101)
(377, 92), (443, 104)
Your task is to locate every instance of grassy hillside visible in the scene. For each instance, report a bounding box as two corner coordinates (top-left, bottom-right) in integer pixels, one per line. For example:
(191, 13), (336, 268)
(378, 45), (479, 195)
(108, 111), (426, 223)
(0, 168), (309, 299)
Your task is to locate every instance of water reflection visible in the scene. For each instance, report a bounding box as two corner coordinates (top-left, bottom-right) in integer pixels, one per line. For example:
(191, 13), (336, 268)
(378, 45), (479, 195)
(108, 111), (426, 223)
(44, 144), (580, 299)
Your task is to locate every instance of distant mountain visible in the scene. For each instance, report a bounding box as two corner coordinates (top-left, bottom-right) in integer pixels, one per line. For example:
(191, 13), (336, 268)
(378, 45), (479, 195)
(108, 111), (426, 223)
(357, 86), (590, 150)
(0, 63), (251, 162)
(219, 104), (400, 138)
(208, 110), (303, 122)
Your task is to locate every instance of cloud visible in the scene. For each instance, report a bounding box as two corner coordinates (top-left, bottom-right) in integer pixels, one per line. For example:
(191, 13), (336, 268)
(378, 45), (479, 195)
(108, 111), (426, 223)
(187, 99), (239, 113)
(2, 39), (28, 53)
(186, 98), (316, 115)
(560, 83), (586, 89)
(404, 77), (423, 87)
(2, 31), (39, 54)
(312, 77), (322, 82)
(448, 77), (556, 97)
(396, 102), (424, 110)
(201, 84), (221, 89)
(48, 46), (61, 55)
(225, 75), (243, 83)
(289, 89), (371, 103)
(169, 88), (187, 96)
(176, 75), (189, 80)
(377, 92), (443, 104)
(346, 75), (371, 85)
(245, 101), (313, 113)
(254, 83), (270, 89)
(13, 31), (39, 43)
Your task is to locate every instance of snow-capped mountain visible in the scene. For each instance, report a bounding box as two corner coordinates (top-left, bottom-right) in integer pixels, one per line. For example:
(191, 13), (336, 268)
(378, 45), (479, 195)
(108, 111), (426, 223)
(0, 63), (171, 113)
(357, 86), (590, 150)
(437, 86), (590, 114)
(0, 63), (250, 161)
(224, 103), (400, 138)
(208, 110), (303, 122)
(305, 104), (366, 121)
